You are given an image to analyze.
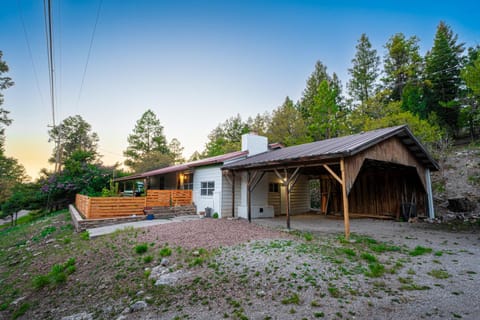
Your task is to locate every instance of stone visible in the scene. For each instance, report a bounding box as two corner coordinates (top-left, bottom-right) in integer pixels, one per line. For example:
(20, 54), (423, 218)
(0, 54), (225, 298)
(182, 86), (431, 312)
(130, 300), (147, 312)
(154, 270), (188, 286)
(148, 265), (169, 280)
(116, 316), (127, 320)
(136, 290), (145, 296)
(61, 312), (93, 320)
(192, 251), (200, 256)
(448, 197), (477, 212)
(160, 258), (169, 266)
(10, 296), (26, 306)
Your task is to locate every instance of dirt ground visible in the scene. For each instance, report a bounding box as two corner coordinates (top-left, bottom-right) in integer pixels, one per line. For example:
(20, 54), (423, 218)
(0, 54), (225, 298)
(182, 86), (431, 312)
(124, 215), (480, 320)
(1, 212), (479, 320)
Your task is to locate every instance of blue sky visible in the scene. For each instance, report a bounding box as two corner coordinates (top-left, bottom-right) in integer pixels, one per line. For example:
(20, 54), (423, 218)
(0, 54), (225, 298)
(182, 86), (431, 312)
(1, 0), (479, 179)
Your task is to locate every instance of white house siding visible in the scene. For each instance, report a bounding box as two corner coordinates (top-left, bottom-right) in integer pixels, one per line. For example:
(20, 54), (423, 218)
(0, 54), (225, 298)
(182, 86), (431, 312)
(237, 172), (274, 219)
(193, 165), (223, 217)
(221, 175), (242, 218)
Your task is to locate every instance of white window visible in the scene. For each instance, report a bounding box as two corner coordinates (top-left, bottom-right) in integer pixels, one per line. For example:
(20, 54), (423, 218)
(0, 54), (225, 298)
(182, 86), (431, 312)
(200, 181), (215, 196)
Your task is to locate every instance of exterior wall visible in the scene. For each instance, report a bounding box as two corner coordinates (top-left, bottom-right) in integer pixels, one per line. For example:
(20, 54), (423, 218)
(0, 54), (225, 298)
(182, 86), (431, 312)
(290, 175), (310, 215)
(267, 173), (282, 216)
(237, 172), (274, 219)
(344, 137), (427, 193)
(193, 165), (223, 217)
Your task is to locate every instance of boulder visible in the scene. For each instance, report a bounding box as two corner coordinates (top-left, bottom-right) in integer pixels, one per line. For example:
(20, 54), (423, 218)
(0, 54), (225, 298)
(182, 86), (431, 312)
(447, 197), (477, 212)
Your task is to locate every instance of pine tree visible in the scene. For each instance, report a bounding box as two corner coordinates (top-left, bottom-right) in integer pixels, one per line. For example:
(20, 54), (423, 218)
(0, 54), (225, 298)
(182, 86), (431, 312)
(424, 21), (464, 134)
(299, 60), (330, 117)
(348, 34), (380, 105)
(383, 33), (423, 102)
(124, 109), (170, 170)
(168, 138), (185, 164)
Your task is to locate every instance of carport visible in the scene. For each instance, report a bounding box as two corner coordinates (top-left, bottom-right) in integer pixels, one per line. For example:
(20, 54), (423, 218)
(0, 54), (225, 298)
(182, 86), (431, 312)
(222, 125), (439, 239)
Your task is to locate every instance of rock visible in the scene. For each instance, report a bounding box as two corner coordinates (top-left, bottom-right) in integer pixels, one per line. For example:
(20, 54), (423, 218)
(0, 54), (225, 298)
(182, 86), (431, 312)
(192, 250), (200, 256)
(61, 312), (93, 320)
(136, 290), (145, 296)
(116, 316), (127, 320)
(160, 258), (169, 266)
(130, 300), (147, 312)
(10, 296), (26, 306)
(154, 270), (188, 286)
(148, 265), (169, 280)
(448, 197), (477, 212)
(256, 290), (266, 297)
(45, 238), (55, 244)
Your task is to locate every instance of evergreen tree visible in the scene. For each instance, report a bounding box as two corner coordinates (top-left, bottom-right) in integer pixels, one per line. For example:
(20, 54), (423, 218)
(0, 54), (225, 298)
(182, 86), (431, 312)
(424, 21), (464, 134)
(124, 109), (170, 170)
(203, 114), (249, 157)
(383, 33), (423, 101)
(168, 138), (185, 164)
(267, 97), (311, 146)
(308, 80), (341, 140)
(0, 51), (14, 150)
(48, 115), (99, 168)
(460, 50), (480, 137)
(299, 60), (330, 117)
(348, 33), (380, 105)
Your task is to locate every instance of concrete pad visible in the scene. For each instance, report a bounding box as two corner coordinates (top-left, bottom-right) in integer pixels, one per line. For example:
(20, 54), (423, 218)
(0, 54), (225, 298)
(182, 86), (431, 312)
(87, 215), (201, 238)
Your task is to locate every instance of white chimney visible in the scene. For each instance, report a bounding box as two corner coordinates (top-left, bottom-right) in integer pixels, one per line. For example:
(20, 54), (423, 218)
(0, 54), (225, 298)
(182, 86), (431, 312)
(242, 133), (268, 156)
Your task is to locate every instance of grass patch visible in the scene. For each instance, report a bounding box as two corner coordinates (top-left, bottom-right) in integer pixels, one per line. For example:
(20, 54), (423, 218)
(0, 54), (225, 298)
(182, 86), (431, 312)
(12, 302), (31, 319)
(328, 286), (340, 298)
(361, 252), (377, 263)
(364, 263), (385, 278)
(341, 248), (356, 257)
(135, 243), (148, 254)
(427, 269), (451, 279)
(409, 246), (432, 256)
(304, 232), (313, 241)
(32, 258), (76, 289)
(159, 246), (172, 257)
(281, 293), (300, 305)
(143, 255), (153, 263)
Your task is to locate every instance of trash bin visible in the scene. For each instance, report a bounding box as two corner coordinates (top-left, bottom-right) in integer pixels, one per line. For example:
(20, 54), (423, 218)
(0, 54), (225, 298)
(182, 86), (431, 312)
(401, 203), (416, 221)
(205, 207), (212, 218)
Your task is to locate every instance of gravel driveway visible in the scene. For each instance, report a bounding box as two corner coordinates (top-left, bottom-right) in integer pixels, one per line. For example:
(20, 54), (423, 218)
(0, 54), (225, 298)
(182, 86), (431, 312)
(120, 215), (479, 320)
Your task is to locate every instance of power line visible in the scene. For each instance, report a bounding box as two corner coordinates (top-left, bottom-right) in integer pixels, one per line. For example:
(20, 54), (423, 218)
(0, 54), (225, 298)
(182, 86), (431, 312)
(43, 0), (56, 127)
(17, 0), (45, 109)
(76, 0), (103, 112)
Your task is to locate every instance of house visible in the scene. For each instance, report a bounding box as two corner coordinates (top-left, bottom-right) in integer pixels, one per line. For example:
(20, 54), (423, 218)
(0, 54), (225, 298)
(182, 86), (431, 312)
(117, 125), (439, 238)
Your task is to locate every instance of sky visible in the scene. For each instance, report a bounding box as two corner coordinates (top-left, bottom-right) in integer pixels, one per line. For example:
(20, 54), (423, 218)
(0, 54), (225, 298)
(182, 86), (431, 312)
(1, 0), (479, 180)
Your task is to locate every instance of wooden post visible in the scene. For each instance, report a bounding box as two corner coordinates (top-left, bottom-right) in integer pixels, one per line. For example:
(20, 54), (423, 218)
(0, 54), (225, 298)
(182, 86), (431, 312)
(285, 179), (291, 229)
(247, 171), (252, 223)
(340, 158), (350, 239)
(232, 172), (236, 218)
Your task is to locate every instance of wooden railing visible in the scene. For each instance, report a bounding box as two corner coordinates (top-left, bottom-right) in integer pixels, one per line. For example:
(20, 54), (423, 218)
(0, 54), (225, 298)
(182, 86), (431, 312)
(75, 190), (193, 219)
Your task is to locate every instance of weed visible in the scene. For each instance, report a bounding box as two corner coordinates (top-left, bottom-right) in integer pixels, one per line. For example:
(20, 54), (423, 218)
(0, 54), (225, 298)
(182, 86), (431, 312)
(159, 246), (172, 257)
(311, 300), (321, 307)
(281, 293), (300, 305)
(12, 302), (30, 319)
(341, 248), (356, 257)
(364, 263), (385, 278)
(189, 257), (205, 267)
(328, 286), (340, 298)
(80, 230), (90, 240)
(427, 269), (451, 279)
(304, 232), (313, 241)
(32, 258), (76, 289)
(135, 243), (148, 254)
(434, 251), (443, 257)
(143, 255), (153, 263)
(314, 311), (325, 318)
(409, 246), (432, 256)
(361, 252), (376, 263)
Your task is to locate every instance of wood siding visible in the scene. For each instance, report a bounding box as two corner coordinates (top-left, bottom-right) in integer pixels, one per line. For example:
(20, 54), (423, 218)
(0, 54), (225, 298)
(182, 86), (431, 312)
(290, 175), (310, 215)
(344, 137), (427, 194)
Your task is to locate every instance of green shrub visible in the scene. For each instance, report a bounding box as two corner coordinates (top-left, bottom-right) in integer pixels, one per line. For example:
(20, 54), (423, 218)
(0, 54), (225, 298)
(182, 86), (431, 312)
(143, 255), (153, 263)
(135, 243), (148, 254)
(212, 212), (219, 219)
(159, 246), (172, 257)
(409, 246), (432, 256)
(80, 231), (90, 240)
(32, 275), (50, 289)
(304, 233), (313, 241)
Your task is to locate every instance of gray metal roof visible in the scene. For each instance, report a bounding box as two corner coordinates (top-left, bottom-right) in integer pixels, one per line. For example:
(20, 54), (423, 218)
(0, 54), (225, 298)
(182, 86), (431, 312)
(223, 125), (439, 171)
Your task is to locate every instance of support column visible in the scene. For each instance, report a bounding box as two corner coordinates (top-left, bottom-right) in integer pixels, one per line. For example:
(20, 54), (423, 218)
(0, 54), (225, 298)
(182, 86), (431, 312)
(425, 168), (435, 219)
(247, 172), (252, 223)
(274, 167), (300, 230)
(231, 172), (236, 218)
(340, 158), (350, 239)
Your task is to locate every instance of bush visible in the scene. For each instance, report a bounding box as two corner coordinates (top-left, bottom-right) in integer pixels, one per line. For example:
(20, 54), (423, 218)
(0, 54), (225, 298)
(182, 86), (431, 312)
(135, 243), (148, 254)
(212, 212), (219, 219)
(159, 246), (172, 257)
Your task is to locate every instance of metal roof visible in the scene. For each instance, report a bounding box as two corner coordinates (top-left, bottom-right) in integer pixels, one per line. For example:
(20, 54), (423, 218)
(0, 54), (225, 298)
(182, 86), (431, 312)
(223, 125), (439, 171)
(115, 150), (248, 182)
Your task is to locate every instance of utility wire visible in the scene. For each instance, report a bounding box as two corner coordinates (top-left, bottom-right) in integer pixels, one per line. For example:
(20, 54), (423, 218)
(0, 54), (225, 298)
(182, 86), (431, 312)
(43, 0), (56, 127)
(17, 0), (45, 109)
(76, 0), (103, 112)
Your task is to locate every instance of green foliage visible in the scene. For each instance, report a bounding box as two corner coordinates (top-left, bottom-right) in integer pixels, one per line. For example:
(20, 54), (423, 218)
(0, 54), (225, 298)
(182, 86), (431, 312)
(304, 232), (313, 241)
(135, 243), (148, 254)
(212, 212), (219, 219)
(267, 97), (311, 146)
(364, 262), (385, 277)
(409, 246), (432, 256)
(424, 21), (464, 134)
(101, 180), (119, 197)
(80, 230), (90, 240)
(32, 258), (76, 289)
(361, 252), (377, 263)
(12, 302), (30, 319)
(203, 114), (250, 157)
(1, 183), (45, 218)
(48, 115), (99, 166)
(281, 292), (300, 305)
(159, 246), (172, 257)
(124, 109), (171, 171)
(348, 33), (380, 105)
(143, 255), (153, 263)
(427, 269), (451, 279)
(308, 80), (341, 140)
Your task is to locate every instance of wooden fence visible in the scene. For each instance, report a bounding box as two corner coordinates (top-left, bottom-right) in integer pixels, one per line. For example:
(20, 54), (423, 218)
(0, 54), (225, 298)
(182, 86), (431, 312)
(75, 190), (193, 219)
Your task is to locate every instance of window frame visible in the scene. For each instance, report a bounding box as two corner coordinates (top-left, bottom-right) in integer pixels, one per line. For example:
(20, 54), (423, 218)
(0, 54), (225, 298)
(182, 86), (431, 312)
(200, 181), (215, 196)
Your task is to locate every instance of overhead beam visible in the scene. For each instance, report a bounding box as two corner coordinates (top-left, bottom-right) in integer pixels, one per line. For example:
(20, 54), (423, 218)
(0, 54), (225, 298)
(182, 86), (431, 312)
(322, 164), (342, 185)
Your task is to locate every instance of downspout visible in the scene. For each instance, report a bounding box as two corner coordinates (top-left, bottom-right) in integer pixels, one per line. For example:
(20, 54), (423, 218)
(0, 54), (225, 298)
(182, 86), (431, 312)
(425, 168), (435, 219)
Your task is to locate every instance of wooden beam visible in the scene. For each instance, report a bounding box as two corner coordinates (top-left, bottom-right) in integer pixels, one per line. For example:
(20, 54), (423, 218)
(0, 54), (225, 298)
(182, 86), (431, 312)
(340, 158), (350, 239)
(273, 167), (301, 230)
(323, 164), (342, 185)
(247, 171), (252, 223)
